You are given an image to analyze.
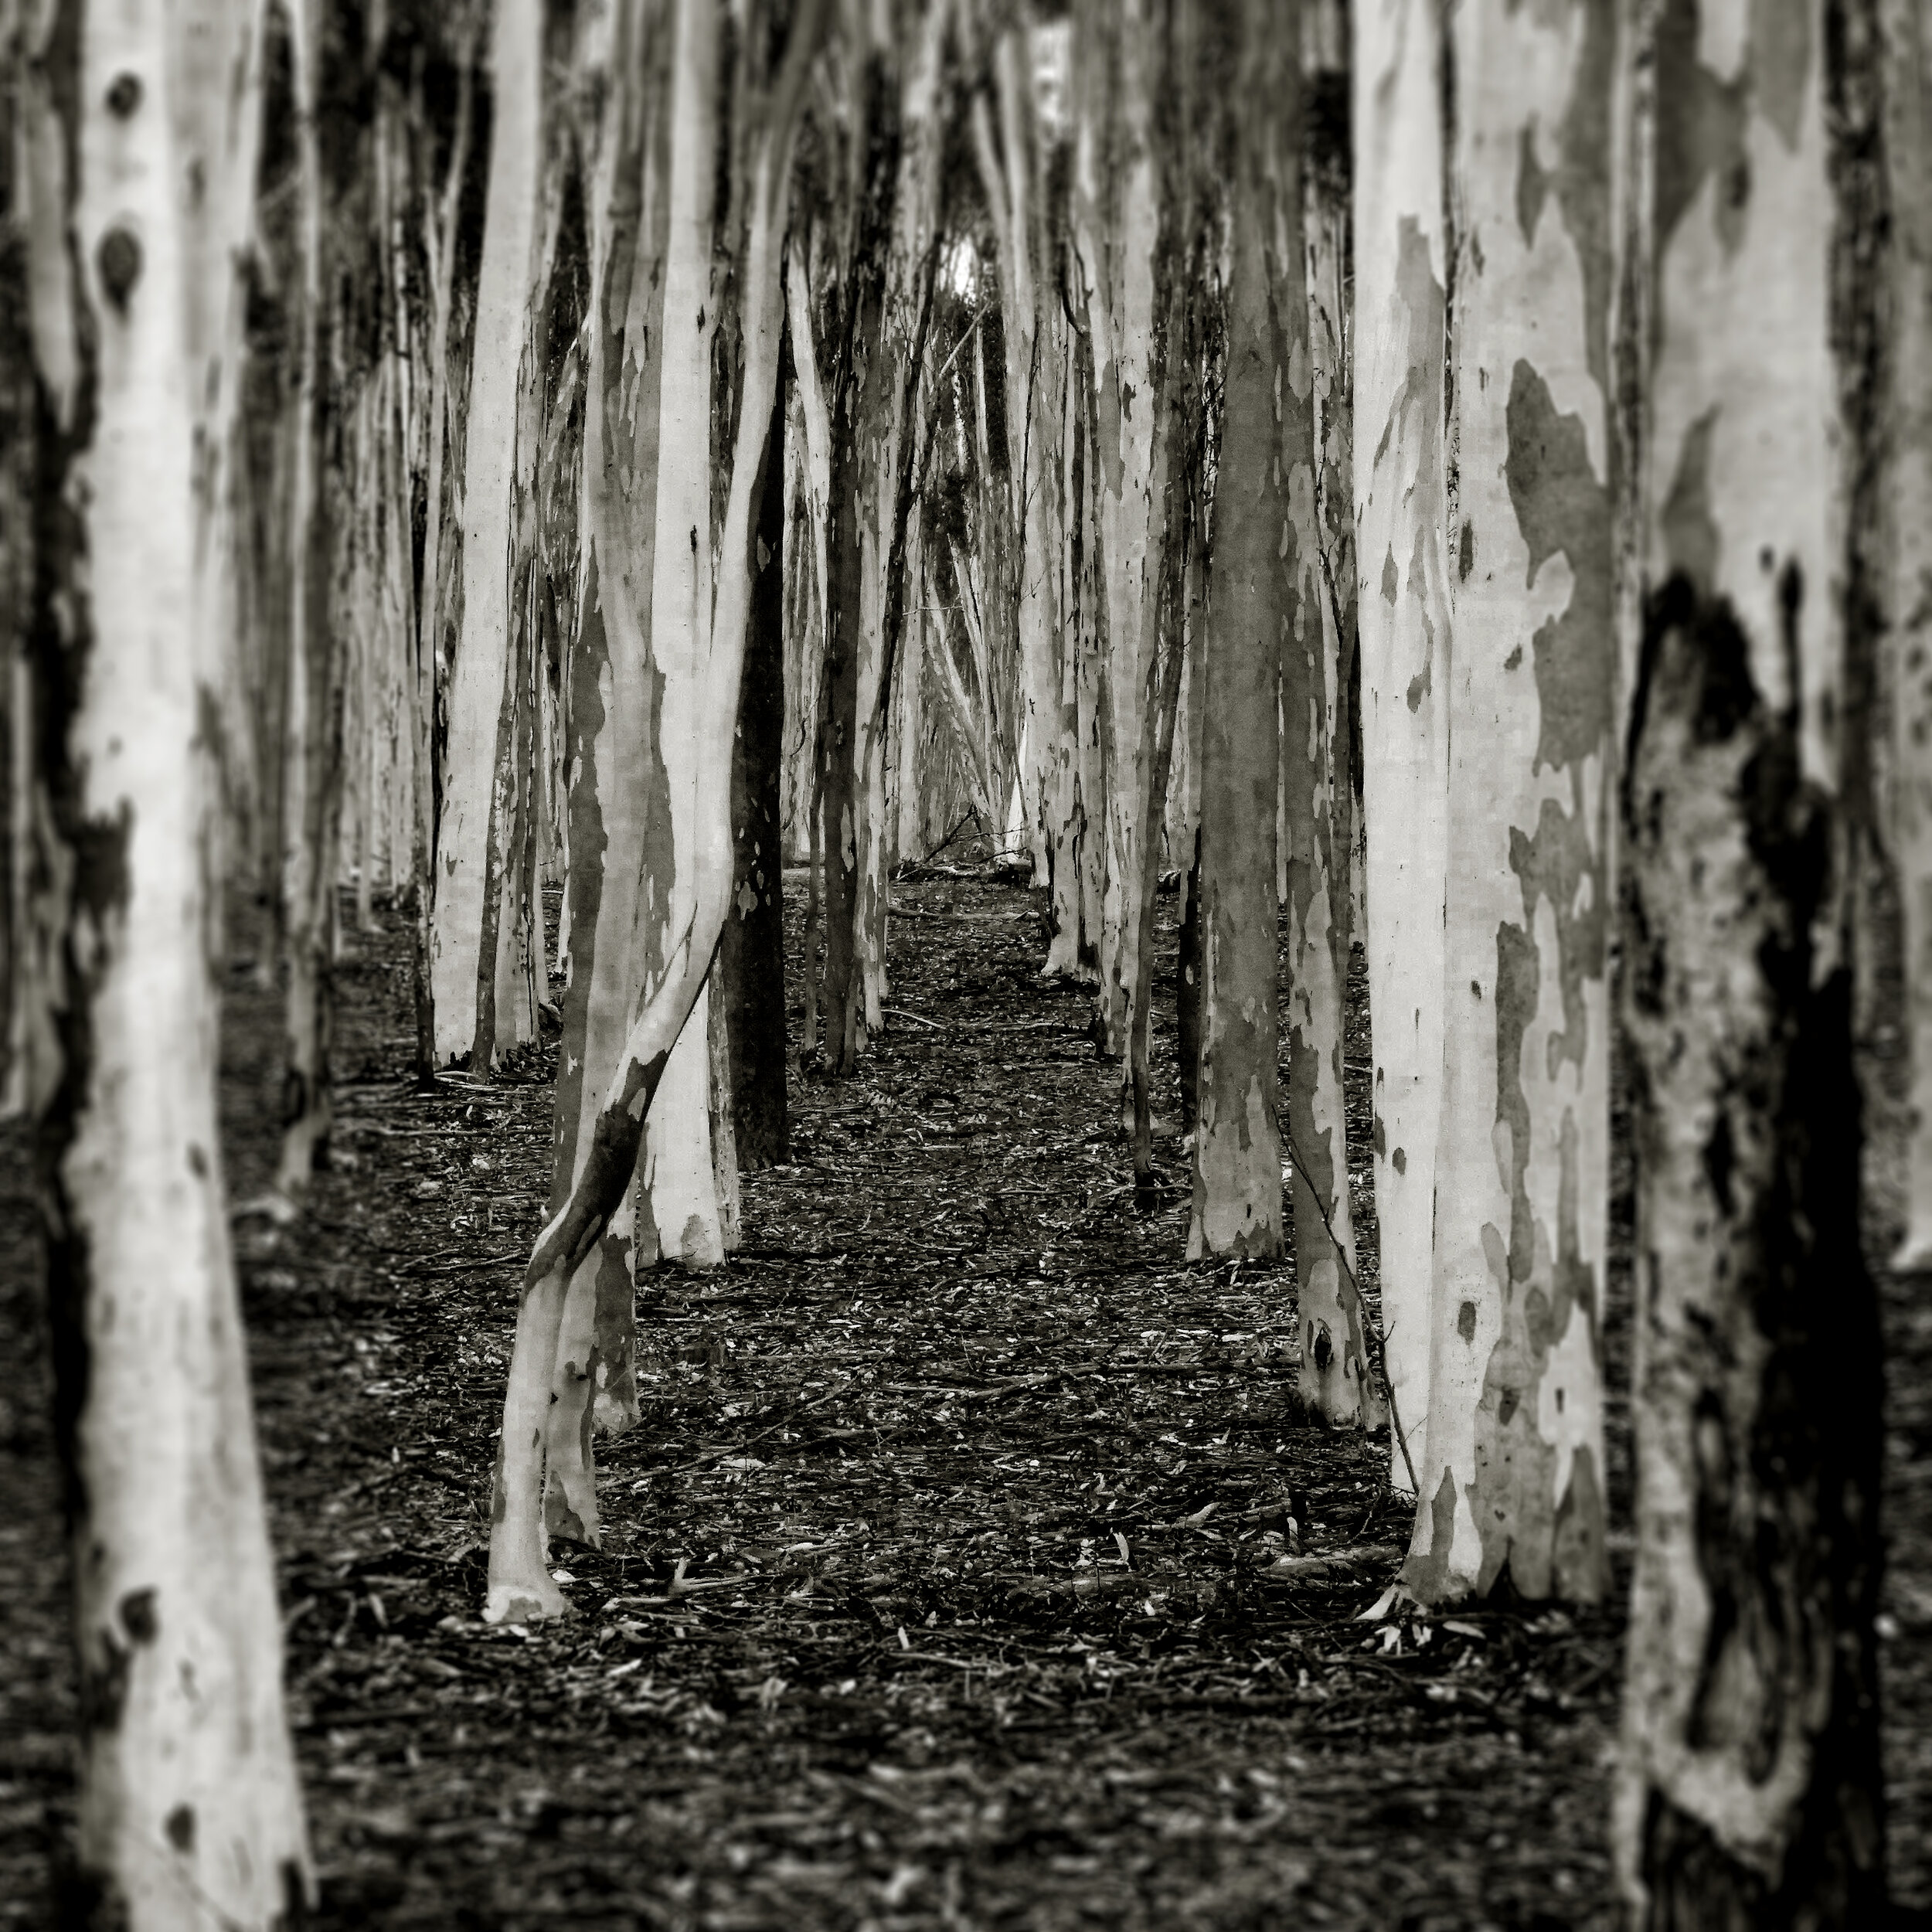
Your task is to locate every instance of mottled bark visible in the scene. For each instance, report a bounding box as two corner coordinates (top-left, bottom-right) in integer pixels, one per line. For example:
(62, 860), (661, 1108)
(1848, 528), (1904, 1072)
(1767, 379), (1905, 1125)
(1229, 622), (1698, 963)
(1613, 0), (1889, 1915)
(1072, 0), (1165, 1071)
(1399, 0), (1614, 1604)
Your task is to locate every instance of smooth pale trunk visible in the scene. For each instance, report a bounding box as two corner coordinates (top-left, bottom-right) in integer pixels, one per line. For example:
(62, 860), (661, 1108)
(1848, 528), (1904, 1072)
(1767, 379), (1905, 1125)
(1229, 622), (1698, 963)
(25, 0), (315, 1919)
(430, 0), (542, 1066)
(1400, 0), (1613, 1605)
(1613, 0), (1886, 1917)
(632, 4), (723, 1264)
(1188, 22), (1289, 1263)
(786, 264), (832, 862)
(1352, 0), (1451, 1485)
(1887, 0), (1932, 1269)
(407, 54), (476, 1087)
(1175, 540), (1208, 1133)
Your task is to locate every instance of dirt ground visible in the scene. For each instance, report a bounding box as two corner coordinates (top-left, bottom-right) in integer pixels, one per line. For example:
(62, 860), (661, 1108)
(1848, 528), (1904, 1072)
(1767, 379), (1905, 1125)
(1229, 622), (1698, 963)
(2, 862), (1928, 1930)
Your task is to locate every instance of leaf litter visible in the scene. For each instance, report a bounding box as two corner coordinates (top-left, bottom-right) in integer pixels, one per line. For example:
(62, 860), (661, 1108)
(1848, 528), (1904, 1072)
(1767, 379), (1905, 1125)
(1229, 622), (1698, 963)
(0, 862), (1927, 1930)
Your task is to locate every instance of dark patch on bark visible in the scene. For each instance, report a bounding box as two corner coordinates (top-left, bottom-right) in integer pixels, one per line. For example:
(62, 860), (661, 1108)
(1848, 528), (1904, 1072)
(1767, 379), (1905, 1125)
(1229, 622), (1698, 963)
(95, 229), (141, 315)
(1503, 359), (1613, 775)
(1622, 571), (1885, 1923)
(164, 1804), (196, 1853)
(1515, 124), (1549, 246)
(1653, 0), (1752, 267)
(1659, 410), (1721, 600)
(117, 1587), (157, 1645)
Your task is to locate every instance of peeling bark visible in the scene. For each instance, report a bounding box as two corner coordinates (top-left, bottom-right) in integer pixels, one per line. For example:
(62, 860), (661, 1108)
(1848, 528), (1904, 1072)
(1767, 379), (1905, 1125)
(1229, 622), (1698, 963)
(1613, 0), (1889, 1913)
(1400, 0), (1614, 1604)
(488, 0), (823, 1624)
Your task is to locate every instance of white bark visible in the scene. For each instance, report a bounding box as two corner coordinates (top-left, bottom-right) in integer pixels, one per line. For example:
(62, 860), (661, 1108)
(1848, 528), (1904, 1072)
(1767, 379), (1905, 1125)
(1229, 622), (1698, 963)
(431, 0), (544, 1066)
(488, 0), (820, 1624)
(1352, 0), (1451, 1487)
(633, 0), (725, 1265)
(22, 0), (313, 1920)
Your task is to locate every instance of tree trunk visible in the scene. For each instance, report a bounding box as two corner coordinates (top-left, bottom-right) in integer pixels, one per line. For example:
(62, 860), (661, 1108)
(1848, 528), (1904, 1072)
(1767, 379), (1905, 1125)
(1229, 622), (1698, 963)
(971, 26), (1080, 967)
(1187, 3), (1293, 1263)
(1885, 0), (1932, 1269)
(433, 0), (543, 1070)
(721, 340), (791, 1168)
(22, 0), (315, 1917)
(1396, 0), (1615, 1604)
(1073, 0), (1165, 1074)
(1612, 0), (1889, 1916)
(631, 0), (726, 1274)
(1351, 0), (1452, 1485)
(274, 0), (344, 1198)
(488, 0), (821, 1624)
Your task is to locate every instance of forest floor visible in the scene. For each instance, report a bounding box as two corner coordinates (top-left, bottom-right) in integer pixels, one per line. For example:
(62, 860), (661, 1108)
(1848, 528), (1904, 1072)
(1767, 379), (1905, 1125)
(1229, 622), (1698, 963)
(2, 861), (1929, 1931)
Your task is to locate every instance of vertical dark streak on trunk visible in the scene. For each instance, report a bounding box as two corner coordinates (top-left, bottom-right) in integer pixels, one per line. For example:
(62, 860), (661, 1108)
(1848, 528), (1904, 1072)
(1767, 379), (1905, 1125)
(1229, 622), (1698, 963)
(723, 322), (792, 1165)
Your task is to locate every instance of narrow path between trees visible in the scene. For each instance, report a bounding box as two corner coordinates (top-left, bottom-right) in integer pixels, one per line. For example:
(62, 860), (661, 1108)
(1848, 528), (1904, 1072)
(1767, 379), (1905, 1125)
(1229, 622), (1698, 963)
(4, 865), (1930, 1930)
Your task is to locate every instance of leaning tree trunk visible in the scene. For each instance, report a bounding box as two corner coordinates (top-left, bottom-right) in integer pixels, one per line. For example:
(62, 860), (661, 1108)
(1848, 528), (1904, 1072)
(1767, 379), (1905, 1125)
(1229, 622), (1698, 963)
(526, 0), (716, 1557)
(430, 0), (543, 1070)
(1397, 0), (1614, 1607)
(1351, 0), (1452, 1486)
(1612, 0), (1889, 1917)
(487, 0), (821, 1624)
(22, 0), (315, 1920)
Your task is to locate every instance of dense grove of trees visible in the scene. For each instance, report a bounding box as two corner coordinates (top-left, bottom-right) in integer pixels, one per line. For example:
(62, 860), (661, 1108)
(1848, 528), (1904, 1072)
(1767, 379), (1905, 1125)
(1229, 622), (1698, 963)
(2, 0), (1923, 1923)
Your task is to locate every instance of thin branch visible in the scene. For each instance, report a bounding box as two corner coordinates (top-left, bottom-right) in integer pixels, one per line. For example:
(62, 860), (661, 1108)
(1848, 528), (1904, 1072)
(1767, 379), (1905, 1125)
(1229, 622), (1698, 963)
(1277, 1117), (1420, 1501)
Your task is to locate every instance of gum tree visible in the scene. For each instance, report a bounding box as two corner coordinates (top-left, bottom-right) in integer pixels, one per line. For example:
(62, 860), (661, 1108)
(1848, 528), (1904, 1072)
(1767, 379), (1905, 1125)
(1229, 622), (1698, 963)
(1399, 0), (1614, 1604)
(487, 0), (824, 1623)
(1613, 0), (1888, 1916)
(19, 0), (313, 1918)
(1350, 0), (1451, 1481)
(431, 0), (546, 1070)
